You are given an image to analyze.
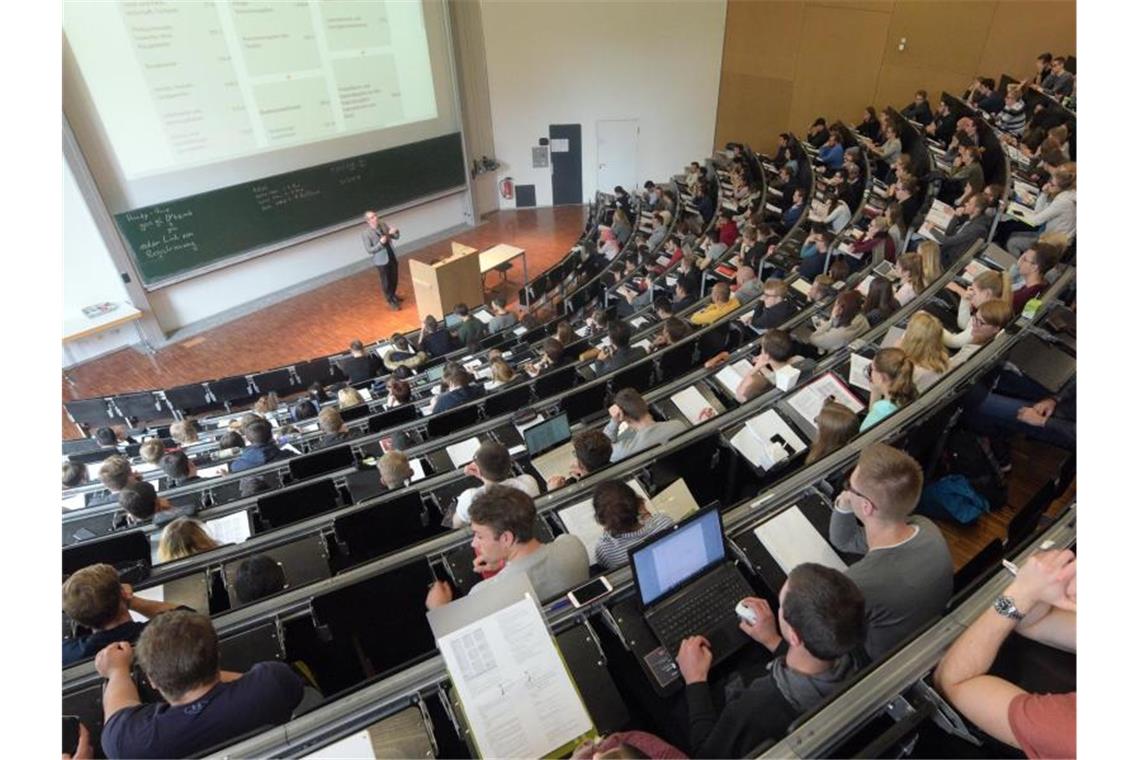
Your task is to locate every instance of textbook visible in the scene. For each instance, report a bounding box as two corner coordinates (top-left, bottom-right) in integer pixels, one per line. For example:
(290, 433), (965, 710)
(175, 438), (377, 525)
(786, 372), (865, 430)
(671, 386), (713, 424)
(713, 359), (754, 396)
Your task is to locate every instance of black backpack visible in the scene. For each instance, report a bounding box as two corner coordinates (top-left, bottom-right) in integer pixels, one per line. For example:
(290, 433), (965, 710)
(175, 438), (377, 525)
(937, 428), (1008, 510)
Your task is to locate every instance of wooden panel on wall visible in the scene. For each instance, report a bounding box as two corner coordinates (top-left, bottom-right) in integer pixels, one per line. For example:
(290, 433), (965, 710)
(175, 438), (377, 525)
(977, 0), (1076, 81)
(787, 3), (891, 131)
(714, 71), (794, 155)
(880, 0), (996, 76)
(874, 64), (975, 117)
(720, 0), (805, 81)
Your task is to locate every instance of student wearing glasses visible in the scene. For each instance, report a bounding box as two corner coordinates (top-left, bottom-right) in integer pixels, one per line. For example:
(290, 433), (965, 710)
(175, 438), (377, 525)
(829, 443), (954, 660)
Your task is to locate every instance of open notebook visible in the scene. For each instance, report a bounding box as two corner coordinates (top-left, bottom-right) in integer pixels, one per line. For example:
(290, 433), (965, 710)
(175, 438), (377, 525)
(730, 410), (807, 471)
(557, 478), (700, 566)
(753, 506), (846, 574)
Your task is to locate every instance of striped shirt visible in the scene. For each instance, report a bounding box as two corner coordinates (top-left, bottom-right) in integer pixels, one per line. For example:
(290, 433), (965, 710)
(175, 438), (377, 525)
(595, 513), (675, 570)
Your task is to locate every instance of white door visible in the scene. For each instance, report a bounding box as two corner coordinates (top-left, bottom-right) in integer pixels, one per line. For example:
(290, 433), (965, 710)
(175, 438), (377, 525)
(596, 119), (639, 195)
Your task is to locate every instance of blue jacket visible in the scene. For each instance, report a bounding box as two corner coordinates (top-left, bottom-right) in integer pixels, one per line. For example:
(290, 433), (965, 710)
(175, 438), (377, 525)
(818, 143), (844, 170)
(434, 384), (486, 414)
(229, 443), (291, 473)
(782, 203), (804, 230)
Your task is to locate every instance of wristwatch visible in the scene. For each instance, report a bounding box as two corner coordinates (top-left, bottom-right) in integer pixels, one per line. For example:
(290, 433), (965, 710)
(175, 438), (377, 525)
(993, 594), (1025, 621)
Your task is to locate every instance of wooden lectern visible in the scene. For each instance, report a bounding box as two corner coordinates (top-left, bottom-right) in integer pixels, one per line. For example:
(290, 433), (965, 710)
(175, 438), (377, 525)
(409, 242), (486, 322)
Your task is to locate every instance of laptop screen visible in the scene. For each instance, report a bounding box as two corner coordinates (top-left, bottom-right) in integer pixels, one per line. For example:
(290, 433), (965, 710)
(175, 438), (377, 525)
(631, 507), (726, 607)
(524, 413), (571, 457)
(444, 313), (463, 328)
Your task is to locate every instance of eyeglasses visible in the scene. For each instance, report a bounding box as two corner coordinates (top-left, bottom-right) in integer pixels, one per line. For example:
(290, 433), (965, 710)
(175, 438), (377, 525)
(863, 362), (873, 380)
(843, 474), (877, 511)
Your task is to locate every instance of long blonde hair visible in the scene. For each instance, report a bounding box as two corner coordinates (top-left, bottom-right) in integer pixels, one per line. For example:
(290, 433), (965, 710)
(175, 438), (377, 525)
(899, 311), (949, 372)
(490, 358), (516, 384)
(916, 241), (942, 283)
(896, 253), (925, 292)
(873, 347), (918, 407)
(157, 518), (218, 563)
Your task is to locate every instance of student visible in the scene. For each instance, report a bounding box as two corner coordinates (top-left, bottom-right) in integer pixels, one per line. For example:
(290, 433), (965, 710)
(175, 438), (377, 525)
(95, 610), (304, 758)
(594, 321), (647, 375)
(830, 443), (953, 660)
(856, 106), (881, 142)
(453, 303), (488, 346)
(996, 84), (1028, 136)
(690, 282), (741, 326)
(234, 555), (288, 604)
(229, 418), (293, 473)
(935, 549), (1075, 759)
(916, 240), (942, 284)
(734, 329), (812, 403)
(119, 480), (194, 528)
(860, 348), (917, 432)
(946, 146), (984, 205)
(610, 207), (633, 244)
(968, 376), (1076, 452)
(605, 388), (686, 462)
(591, 480), (674, 570)
(819, 196), (851, 234)
(426, 486), (589, 605)
(418, 314), (458, 358)
(546, 430), (614, 489)
(169, 419), (199, 446)
(716, 210), (739, 247)
(97, 456), (138, 499)
(816, 129), (845, 171)
(485, 357), (519, 390)
(63, 461), (87, 488)
(432, 365), (486, 414)
(805, 401), (861, 464)
(860, 276), (900, 327)
(94, 426), (123, 449)
(646, 213), (668, 250)
(378, 450), (415, 490)
(1012, 242), (1061, 314)
(157, 518), (219, 563)
(138, 438), (166, 466)
(385, 377), (412, 408)
(900, 89), (933, 125)
(452, 441), (540, 528)
(62, 563), (181, 666)
(524, 337), (569, 377)
(809, 291), (869, 352)
(678, 563), (868, 758)
(898, 312), (950, 392)
(487, 297), (518, 333)
(339, 339), (381, 384)
(337, 386), (364, 410)
(743, 278), (796, 330)
(733, 265), (762, 301)
(160, 450), (203, 488)
(894, 178), (923, 228)
(314, 406), (355, 449)
(780, 187), (806, 232)
(383, 333), (427, 371)
(944, 299), (1013, 352)
(933, 194), (989, 266)
(1006, 164), (1076, 256)
(893, 252), (925, 306)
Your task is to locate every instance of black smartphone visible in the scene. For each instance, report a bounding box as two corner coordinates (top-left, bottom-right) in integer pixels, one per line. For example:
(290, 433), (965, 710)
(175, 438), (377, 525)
(62, 716), (81, 756)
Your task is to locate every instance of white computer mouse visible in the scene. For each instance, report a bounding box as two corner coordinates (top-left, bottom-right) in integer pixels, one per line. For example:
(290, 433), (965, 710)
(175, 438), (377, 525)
(735, 600), (757, 626)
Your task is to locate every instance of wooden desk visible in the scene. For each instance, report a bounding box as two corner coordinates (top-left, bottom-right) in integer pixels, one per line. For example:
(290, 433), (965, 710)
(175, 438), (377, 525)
(63, 302), (143, 343)
(478, 244), (528, 304)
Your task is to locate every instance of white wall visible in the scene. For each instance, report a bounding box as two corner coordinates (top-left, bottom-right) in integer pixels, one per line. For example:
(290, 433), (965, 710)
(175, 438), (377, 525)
(480, 0), (726, 209)
(63, 160), (137, 367)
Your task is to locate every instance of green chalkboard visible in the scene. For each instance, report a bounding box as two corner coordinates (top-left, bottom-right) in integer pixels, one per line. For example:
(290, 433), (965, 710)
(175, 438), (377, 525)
(114, 132), (466, 287)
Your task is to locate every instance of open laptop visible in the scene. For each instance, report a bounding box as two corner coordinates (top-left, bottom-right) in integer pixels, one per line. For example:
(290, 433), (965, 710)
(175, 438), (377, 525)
(630, 506), (752, 664)
(524, 413), (576, 482)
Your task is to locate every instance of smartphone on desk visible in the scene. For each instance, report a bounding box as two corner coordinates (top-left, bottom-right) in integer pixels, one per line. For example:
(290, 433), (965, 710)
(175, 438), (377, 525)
(567, 576), (613, 608)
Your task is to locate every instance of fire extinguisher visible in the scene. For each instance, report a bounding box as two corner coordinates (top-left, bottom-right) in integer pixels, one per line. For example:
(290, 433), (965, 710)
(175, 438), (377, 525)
(499, 176), (514, 200)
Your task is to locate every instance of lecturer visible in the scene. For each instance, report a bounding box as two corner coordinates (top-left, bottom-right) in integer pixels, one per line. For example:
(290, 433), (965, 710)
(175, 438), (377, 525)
(362, 209), (402, 310)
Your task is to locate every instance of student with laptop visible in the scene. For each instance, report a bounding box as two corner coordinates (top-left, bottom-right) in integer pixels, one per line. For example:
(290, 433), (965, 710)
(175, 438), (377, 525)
(487, 297), (518, 334)
(453, 303), (488, 346)
(592, 480), (674, 570)
(427, 486), (589, 606)
(830, 444), (954, 660)
(605, 388), (687, 462)
(451, 441), (540, 528)
(678, 563), (868, 758)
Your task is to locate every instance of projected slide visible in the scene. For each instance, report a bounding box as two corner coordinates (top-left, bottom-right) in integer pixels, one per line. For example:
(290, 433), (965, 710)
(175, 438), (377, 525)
(65, 1), (439, 178)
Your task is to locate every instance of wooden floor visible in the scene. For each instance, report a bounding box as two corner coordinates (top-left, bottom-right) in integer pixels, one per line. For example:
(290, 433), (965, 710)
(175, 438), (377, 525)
(61, 206), (588, 439)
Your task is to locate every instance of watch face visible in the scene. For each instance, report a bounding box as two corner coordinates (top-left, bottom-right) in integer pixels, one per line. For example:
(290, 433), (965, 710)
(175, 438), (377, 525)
(995, 595), (1023, 619)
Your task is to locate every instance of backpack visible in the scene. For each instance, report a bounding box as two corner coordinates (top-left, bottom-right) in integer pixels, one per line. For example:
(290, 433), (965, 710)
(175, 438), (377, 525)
(917, 474), (990, 525)
(935, 428), (1008, 510)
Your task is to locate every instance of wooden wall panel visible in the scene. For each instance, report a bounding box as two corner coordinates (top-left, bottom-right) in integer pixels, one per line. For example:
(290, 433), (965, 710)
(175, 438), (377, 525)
(977, 1), (1076, 81)
(787, 4), (891, 132)
(880, 1), (996, 76)
(720, 0), (805, 82)
(714, 72), (794, 155)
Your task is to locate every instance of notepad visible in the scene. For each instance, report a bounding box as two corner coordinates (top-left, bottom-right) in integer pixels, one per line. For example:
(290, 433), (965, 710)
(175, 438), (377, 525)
(358, 388), (373, 402)
(790, 278), (812, 296)
(633, 338), (653, 352)
(754, 506), (847, 574)
(848, 354), (874, 392)
(515, 414), (546, 437)
(129, 585), (165, 624)
(630, 316), (649, 328)
(62, 493), (87, 511)
(445, 437), (482, 469)
(671, 386), (713, 424)
(713, 359), (754, 396)
(302, 729), (375, 759)
(207, 511), (252, 545)
(730, 410), (807, 470)
(197, 464), (230, 479)
(883, 325), (906, 348)
(409, 458), (427, 482)
(574, 325), (590, 338)
(512, 325), (528, 336)
(961, 260), (992, 284)
(786, 372), (865, 430)
(473, 310), (493, 325)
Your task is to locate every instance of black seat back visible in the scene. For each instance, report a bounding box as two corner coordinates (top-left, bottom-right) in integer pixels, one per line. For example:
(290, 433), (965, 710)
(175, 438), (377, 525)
(483, 383), (531, 419)
(255, 478), (341, 529)
(534, 365), (578, 398)
(366, 404), (418, 434)
(288, 444), (356, 482)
